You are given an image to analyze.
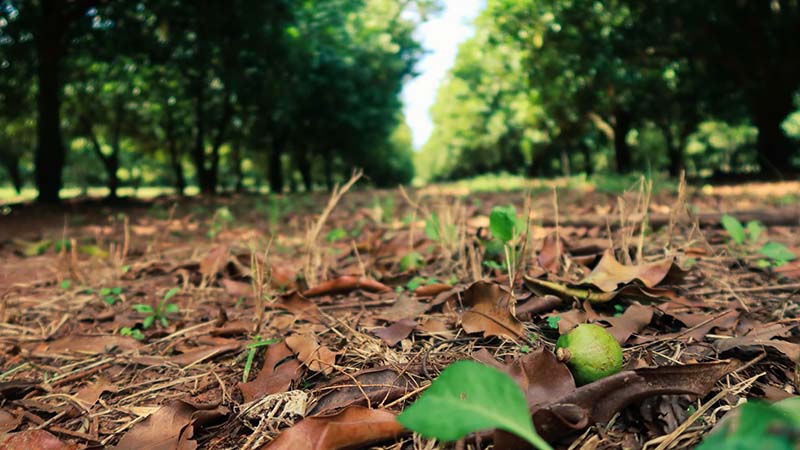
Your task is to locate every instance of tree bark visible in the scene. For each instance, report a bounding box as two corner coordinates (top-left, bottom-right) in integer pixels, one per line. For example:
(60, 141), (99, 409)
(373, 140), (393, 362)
(268, 142), (284, 194)
(613, 109), (632, 173)
(751, 95), (796, 176)
(580, 142), (593, 175)
(34, 3), (66, 203)
(164, 107), (186, 195)
(0, 154), (22, 194)
(297, 150), (313, 192)
(230, 139), (244, 193)
(658, 122), (684, 178)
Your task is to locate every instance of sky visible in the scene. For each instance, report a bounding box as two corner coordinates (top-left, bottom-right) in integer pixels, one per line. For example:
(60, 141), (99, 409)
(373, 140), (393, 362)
(401, 0), (484, 149)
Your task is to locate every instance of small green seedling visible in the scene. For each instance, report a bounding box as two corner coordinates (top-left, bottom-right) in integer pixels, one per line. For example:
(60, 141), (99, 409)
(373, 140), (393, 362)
(242, 336), (280, 382)
(489, 205), (524, 243)
(100, 287), (123, 305)
(398, 360), (552, 450)
(60, 280), (72, 290)
(132, 287), (180, 329)
(721, 215), (796, 267)
(424, 213), (457, 243)
(546, 315), (561, 330)
(208, 206), (234, 238)
(120, 327), (145, 341)
(399, 252), (423, 271)
(696, 397), (800, 450)
(326, 227), (347, 242)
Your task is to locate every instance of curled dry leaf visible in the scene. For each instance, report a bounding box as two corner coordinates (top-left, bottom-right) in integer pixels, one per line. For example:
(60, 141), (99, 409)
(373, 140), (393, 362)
(260, 406), (404, 450)
(601, 303), (654, 345)
(581, 250), (680, 292)
(0, 409), (21, 434)
(285, 335), (337, 375)
(75, 376), (118, 407)
(303, 276), (391, 298)
(37, 334), (141, 355)
(0, 429), (84, 450)
(272, 291), (322, 322)
(199, 244), (230, 280)
(714, 323), (800, 363)
(372, 319), (417, 346)
(530, 360), (738, 442)
(309, 366), (419, 415)
(460, 281), (523, 339)
(413, 283), (453, 297)
(238, 341), (302, 403)
(537, 233), (564, 273)
(112, 399), (228, 450)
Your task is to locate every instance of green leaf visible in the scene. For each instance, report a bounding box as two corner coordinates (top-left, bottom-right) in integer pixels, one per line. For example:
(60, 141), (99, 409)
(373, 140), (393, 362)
(546, 316), (561, 329)
(424, 214), (441, 241)
(132, 304), (154, 314)
(60, 280), (72, 290)
(103, 296), (118, 305)
(759, 242), (796, 263)
(696, 399), (800, 450)
(163, 287), (180, 302)
(110, 287), (123, 295)
(142, 315), (155, 329)
(489, 205), (520, 243)
(397, 361), (552, 450)
(326, 227), (347, 242)
(164, 303), (179, 314)
(721, 215), (746, 245)
(399, 252), (423, 272)
(746, 221), (764, 243)
(160, 317), (169, 328)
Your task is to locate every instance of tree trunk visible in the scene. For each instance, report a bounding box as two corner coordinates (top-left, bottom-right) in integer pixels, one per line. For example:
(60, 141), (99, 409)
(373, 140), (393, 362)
(231, 140), (244, 193)
(34, 4), (65, 204)
(751, 95), (796, 176)
(298, 150), (313, 192)
(324, 151), (334, 191)
(659, 122), (684, 178)
(269, 143), (284, 194)
(165, 108), (186, 195)
(1, 154), (22, 194)
(613, 109), (632, 173)
(580, 142), (593, 175)
(559, 146), (571, 176)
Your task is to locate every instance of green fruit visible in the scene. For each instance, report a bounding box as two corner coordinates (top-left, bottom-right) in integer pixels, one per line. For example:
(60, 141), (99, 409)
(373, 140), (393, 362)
(555, 323), (623, 385)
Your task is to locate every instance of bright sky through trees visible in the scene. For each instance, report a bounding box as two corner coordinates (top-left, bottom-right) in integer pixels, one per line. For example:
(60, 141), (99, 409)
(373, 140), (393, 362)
(401, 0), (484, 149)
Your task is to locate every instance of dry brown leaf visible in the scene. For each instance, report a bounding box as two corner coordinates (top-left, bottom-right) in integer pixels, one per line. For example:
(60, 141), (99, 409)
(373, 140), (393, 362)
(0, 409), (20, 434)
(112, 399), (227, 450)
(715, 323), (800, 362)
(199, 244), (229, 280)
(75, 376), (118, 407)
(286, 335), (337, 375)
(133, 340), (241, 367)
(460, 281), (523, 339)
(413, 283), (452, 297)
(0, 429), (84, 450)
(372, 319), (416, 346)
(303, 276), (391, 297)
(238, 341), (302, 403)
(537, 233), (563, 273)
(261, 406), (404, 450)
(581, 250), (677, 292)
(375, 295), (430, 321)
(220, 279), (252, 298)
(272, 291), (322, 322)
(601, 303), (654, 344)
(310, 366), (419, 415)
(39, 334), (141, 355)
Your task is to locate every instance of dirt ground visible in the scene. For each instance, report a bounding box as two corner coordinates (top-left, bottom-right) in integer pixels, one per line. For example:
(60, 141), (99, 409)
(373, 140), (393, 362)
(1, 179), (799, 449)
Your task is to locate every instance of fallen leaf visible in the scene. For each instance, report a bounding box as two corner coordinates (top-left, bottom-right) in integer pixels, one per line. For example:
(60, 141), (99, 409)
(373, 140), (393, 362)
(375, 295), (430, 321)
(238, 341), (302, 403)
(515, 295), (564, 318)
(199, 244), (229, 281)
(601, 304), (654, 344)
(0, 409), (20, 434)
(112, 399), (227, 450)
(272, 291), (322, 322)
(309, 366), (419, 415)
(133, 340), (241, 367)
(303, 276), (391, 297)
(581, 250), (678, 292)
(537, 233), (563, 273)
(530, 361), (738, 441)
(285, 335), (337, 375)
(0, 429), (84, 450)
(372, 319), (416, 346)
(39, 334), (141, 355)
(715, 323), (800, 362)
(413, 283), (452, 297)
(261, 406), (404, 450)
(221, 279), (252, 298)
(460, 281), (523, 339)
(75, 376), (118, 407)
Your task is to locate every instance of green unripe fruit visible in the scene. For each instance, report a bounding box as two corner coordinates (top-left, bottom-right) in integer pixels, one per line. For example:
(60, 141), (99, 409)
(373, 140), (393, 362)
(555, 323), (623, 386)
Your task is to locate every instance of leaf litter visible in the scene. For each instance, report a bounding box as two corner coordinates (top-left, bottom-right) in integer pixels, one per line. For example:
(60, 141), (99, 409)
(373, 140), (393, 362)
(0, 181), (799, 448)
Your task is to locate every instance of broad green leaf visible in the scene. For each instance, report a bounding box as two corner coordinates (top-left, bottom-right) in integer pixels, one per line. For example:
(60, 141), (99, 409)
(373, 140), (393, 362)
(424, 214), (441, 241)
(397, 361), (552, 450)
(489, 205), (520, 243)
(759, 242), (796, 263)
(399, 252), (423, 271)
(60, 280), (72, 290)
(696, 399), (800, 450)
(142, 315), (155, 329)
(326, 227), (347, 242)
(547, 316), (561, 329)
(163, 287), (180, 302)
(745, 221), (763, 243)
(721, 215), (746, 245)
(164, 303), (179, 314)
(132, 304), (154, 314)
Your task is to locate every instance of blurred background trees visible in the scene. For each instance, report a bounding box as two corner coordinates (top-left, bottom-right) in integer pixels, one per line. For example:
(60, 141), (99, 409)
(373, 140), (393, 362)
(1, 0), (799, 201)
(417, 0), (800, 181)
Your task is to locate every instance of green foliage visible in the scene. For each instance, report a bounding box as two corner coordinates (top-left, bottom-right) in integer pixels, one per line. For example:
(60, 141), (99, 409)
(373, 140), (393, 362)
(722, 215), (747, 245)
(424, 213), (457, 243)
(60, 280), (72, 290)
(489, 205), (522, 243)
(208, 207), (234, 239)
(546, 316), (561, 330)
(132, 287), (180, 329)
(759, 242), (796, 265)
(242, 336), (280, 383)
(399, 252), (423, 272)
(398, 360), (552, 450)
(326, 227), (348, 243)
(696, 398), (800, 450)
(119, 327), (145, 341)
(100, 287), (123, 305)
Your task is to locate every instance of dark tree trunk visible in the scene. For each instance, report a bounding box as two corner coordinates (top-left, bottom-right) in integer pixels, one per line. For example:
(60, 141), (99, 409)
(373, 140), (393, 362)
(580, 142), (593, 175)
(751, 95), (796, 176)
(231, 140), (244, 193)
(269, 143), (283, 194)
(559, 146), (570, 176)
(324, 151), (333, 191)
(1, 154), (22, 194)
(659, 122), (684, 178)
(34, 4), (66, 204)
(297, 150), (312, 192)
(613, 109), (632, 173)
(164, 108), (186, 195)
